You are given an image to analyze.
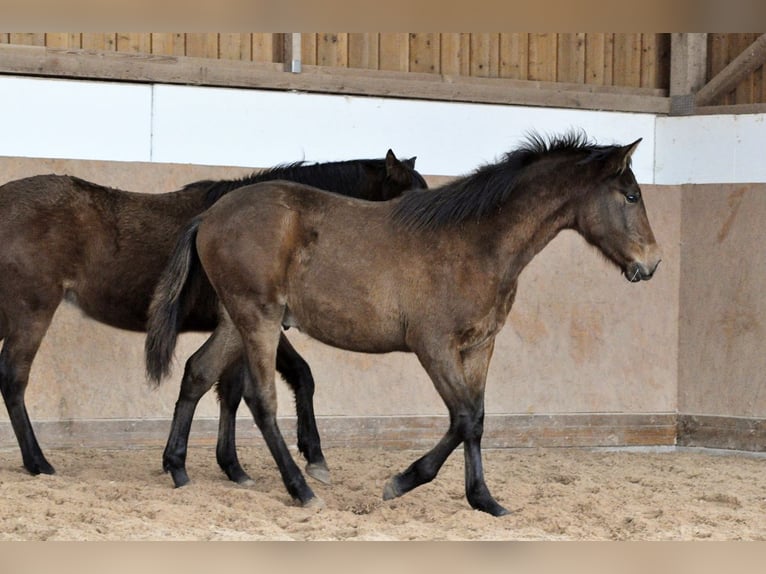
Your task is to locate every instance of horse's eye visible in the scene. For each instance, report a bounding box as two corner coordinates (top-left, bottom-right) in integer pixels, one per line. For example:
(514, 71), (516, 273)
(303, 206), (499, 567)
(625, 192), (640, 204)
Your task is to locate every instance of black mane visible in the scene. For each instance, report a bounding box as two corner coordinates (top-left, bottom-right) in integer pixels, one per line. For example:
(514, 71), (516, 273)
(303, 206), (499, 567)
(392, 130), (624, 231)
(184, 158), (408, 208)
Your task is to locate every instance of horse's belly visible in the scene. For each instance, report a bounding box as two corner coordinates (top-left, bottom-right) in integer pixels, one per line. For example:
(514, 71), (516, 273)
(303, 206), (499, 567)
(288, 302), (407, 354)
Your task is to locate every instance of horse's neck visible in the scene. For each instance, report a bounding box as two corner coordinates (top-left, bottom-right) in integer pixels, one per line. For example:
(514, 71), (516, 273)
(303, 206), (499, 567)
(488, 181), (578, 285)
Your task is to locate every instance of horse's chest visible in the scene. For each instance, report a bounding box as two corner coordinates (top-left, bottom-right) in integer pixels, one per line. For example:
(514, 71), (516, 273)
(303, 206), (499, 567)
(455, 285), (517, 350)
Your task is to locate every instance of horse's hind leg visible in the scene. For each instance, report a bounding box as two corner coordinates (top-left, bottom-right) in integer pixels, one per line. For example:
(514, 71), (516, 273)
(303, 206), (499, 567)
(214, 357), (254, 485)
(214, 333), (330, 485)
(0, 311), (57, 475)
(275, 333), (330, 484)
(163, 319), (242, 488)
(237, 309), (318, 507)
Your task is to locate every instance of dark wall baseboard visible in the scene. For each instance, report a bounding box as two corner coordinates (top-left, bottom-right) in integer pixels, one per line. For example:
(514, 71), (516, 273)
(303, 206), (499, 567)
(5, 414), (762, 454)
(0, 413), (678, 452)
(677, 414), (766, 452)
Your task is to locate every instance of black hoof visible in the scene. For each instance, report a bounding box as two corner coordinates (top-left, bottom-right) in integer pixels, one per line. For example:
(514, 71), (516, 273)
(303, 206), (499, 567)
(26, 459), (55, 476)
(167, 468), (190, 488)
(471, 498), (510, 517)
(222, 464), (253, 485)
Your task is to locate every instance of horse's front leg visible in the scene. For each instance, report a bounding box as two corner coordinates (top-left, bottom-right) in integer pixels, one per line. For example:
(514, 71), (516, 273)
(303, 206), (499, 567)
(383, 337), (508, 516)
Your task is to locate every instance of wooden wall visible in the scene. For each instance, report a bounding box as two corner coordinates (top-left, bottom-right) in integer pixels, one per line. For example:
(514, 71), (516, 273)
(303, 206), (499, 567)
(708, 33), (766, 105)
(0, 33), (764, 106)
(0, 33), (669, 88)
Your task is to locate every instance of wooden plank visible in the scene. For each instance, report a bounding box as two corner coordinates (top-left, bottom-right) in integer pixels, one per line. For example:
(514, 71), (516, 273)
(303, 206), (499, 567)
(0, 44), (671, 113)
(470, 33), (500, 78)
(219, 33), (251, 61)
(707, 33), (732, 104)
(116, 33), (151, 54)
(613, 33), (642, 88)
(45, 34), (81, 49)
(409, 33), (439, 74)
(185, 33), (218, 58)
(316, 33), (348, 68)
(528, 33), (557, 82)
(650, 33), (671, 90)
(379, 33), (409, 72)
(440, 33), (469, 76)
(500, 33), (528, 80)
(348, 33), (378, 70)
(641, 33), (658, 88)
(151, 33), (185, 57)
(735, 33), (758, 104)
(557, 33), (585, 84)
(81, 33), (116, 51)
(252, 33), (277, 64)
(299, 33), (316, 66)
(9, 33), (44, 46)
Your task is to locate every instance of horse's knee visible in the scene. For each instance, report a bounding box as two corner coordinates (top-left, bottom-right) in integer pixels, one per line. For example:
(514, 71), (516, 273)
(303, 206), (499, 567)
(452, 407), (485, 441)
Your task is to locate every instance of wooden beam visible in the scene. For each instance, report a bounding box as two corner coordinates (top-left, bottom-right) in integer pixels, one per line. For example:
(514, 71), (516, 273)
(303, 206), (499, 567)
(0, 44), (670, 114)
(695, 33), (766, 107)
(669, 33), (707, 115)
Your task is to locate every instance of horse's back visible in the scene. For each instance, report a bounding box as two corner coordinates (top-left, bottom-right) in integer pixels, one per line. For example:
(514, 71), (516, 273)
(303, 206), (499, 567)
(196, 180), (411, 352)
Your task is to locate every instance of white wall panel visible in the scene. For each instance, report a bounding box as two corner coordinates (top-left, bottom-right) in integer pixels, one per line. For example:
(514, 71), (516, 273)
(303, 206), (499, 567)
(656, 114), (766, 184)
(2, 75), (765, 186)
(151, 84), (656, 181)
(0, 76), (152, 162)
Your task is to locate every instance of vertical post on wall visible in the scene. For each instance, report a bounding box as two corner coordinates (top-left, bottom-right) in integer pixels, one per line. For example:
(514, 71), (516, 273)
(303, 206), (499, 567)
(669, 33), (708, 115)
(284, 33), (302, 73)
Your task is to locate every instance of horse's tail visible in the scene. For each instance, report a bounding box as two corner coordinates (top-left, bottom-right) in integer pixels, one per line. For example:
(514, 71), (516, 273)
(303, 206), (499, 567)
(145, 217), (203, 385)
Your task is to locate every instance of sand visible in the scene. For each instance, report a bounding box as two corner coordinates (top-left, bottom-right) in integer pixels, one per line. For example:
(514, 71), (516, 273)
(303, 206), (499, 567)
(1, 444), (764, 540)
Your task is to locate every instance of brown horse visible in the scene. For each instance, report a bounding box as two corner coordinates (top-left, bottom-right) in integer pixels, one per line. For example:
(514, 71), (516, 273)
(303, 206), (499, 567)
(0, 150), (427, 486)
(145, 132), (661, 515)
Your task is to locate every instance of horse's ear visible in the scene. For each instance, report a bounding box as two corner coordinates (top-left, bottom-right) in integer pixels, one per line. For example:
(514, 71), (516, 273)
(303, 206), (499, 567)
(385, 149), (400, 173)
(611, 138), (642, 175)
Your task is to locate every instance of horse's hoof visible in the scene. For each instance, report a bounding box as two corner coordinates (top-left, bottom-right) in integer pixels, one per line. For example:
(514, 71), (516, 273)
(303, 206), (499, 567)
(382, 478), (401, 501)
(473, 500), (511, 517)
(169, 470), (190, 488)
(27, 461), (56, 476)
(224, 467), (254, 485)
(302, 495), (325, 510)
(306, 462), (331, 485)
(490, 505), (511, 517)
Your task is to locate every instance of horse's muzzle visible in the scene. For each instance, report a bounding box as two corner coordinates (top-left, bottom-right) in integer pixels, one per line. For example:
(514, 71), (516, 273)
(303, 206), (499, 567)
(625, 259), (661, 282)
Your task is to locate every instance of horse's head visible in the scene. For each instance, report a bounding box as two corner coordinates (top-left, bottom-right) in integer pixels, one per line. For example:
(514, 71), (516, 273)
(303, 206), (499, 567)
(575, 138), (661, 283)
(376, 149), (429, 200)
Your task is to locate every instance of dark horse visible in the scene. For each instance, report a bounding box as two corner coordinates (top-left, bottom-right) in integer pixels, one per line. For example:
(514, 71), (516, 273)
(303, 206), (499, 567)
(145, 131), (661, 515)
(0, 150), (427, 486)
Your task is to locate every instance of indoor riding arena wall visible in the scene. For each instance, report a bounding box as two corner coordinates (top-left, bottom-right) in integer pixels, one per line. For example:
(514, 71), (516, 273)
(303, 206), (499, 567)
(0, 76), (764, 455)
(0, 156), (681, 451)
